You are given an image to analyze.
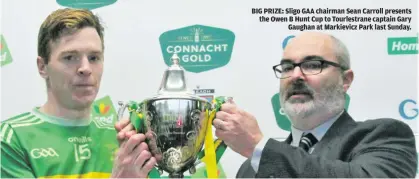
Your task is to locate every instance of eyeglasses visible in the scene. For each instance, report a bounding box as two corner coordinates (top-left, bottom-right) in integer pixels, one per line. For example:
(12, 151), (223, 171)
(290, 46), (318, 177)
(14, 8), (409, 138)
(273, 56), (346, 79)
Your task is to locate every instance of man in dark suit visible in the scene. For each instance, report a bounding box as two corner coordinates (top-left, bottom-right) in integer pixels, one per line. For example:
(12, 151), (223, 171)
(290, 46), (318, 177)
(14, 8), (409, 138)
(212, 32), (417, 178)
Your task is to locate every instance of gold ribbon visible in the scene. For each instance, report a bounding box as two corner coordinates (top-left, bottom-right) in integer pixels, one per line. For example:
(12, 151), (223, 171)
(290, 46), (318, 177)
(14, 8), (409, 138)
(203, 109), (218, 178)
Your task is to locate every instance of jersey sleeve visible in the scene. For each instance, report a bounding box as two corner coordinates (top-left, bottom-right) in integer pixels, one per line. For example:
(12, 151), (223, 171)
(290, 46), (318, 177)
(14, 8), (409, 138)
(1, 123), (36, 178)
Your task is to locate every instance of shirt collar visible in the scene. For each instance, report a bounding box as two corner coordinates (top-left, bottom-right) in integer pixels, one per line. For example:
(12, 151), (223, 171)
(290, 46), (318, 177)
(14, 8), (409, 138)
(291, 110), (344, 146)
(32, 107), (92, 126)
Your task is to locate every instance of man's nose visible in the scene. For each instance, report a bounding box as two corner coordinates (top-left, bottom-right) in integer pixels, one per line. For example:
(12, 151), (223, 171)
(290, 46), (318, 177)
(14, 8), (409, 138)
(289, 66), (305, 80)
(77, 57), (92, 76)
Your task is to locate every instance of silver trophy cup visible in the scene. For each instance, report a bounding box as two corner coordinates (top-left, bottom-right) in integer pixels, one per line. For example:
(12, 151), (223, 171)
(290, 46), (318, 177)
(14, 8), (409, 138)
(117, 54), (229, 178)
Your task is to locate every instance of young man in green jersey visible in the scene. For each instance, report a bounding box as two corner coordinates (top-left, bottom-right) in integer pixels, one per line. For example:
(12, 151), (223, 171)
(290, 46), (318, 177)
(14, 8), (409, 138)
(1, 8), (156, 178)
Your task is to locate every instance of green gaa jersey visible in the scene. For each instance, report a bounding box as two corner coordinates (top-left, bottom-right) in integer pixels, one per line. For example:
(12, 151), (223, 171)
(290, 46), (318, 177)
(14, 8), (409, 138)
(1, 107), (119, 178)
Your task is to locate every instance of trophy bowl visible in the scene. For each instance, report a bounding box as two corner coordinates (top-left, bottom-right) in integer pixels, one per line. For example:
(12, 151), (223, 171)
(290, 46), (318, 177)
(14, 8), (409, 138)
(135, 95), (211, 178)
(117, 54), (228, 178)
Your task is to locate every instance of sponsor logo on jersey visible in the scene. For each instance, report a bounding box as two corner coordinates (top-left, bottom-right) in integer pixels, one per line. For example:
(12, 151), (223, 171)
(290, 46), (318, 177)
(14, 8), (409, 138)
(159, 24), (235, 73)
(92, 96), (117, 125)
(95, 103), (110, 115)
(30, 148), (59, 159)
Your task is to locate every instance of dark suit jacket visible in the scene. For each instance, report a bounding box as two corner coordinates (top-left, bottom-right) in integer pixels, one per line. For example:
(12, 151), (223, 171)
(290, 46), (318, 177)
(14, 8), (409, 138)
(236, 111), (417, 178)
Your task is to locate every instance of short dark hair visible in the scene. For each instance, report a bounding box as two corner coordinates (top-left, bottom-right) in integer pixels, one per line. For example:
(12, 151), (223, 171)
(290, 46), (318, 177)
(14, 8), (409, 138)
(37, 8), (105, 64)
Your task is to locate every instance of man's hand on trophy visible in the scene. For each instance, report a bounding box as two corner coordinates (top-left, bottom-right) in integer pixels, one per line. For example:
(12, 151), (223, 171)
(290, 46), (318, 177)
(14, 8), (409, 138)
(115, 117), (162, 161)
(111, 133), (157, 178)
(115, 117), (136, 146)
(213, 103), (263, 159)
(145, 131), (163, 162)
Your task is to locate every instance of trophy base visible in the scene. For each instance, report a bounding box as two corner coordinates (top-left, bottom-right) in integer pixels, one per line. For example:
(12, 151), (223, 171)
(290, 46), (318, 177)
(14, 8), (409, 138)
(168, 173), (184, 178)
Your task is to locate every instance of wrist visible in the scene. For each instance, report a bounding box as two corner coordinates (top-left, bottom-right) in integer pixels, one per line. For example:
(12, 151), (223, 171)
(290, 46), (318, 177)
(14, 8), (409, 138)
(255, 133), (263, 145)
(244, 134), (264, 158)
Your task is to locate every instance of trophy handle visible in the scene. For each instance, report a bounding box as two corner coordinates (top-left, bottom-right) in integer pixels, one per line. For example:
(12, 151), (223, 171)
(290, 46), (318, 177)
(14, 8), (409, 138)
(118, 101), (162, 178)
(117, 101), (145, 133)
(117, 101), (128, 122)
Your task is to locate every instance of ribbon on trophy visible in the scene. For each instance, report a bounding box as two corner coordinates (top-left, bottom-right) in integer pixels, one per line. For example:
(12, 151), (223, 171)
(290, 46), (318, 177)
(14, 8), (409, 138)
(200, 96), (230, 178)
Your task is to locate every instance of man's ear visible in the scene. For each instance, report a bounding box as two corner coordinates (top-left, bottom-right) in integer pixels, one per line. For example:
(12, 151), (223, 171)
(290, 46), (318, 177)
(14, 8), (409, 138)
(37, 56), (48, 79)
(342, 69), (354, 92)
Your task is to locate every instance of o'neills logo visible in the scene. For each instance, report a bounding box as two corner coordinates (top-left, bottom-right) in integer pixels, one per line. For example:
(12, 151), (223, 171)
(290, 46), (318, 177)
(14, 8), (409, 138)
(68, 136), (92, 143)
(159, 25), (235, 73)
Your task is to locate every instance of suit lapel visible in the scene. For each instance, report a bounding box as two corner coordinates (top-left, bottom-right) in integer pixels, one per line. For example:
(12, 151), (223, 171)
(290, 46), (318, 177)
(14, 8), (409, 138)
(311, 110), (357, 155)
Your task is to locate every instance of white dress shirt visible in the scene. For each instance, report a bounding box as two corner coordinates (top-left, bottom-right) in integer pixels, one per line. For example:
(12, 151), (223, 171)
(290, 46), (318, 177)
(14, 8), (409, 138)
(250, 110), (344, 172)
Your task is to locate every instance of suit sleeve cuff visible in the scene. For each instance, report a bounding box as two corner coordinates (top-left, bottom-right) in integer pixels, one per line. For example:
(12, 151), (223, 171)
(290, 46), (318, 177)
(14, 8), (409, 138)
(250, 136), (270, 172)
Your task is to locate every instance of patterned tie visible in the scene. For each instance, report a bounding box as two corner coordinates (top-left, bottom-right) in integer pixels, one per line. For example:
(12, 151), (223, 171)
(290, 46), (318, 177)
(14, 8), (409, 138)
(299, 133), (318, 152)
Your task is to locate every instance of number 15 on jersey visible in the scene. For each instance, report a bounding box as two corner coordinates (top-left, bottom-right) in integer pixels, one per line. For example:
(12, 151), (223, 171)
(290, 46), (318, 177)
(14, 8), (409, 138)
(74, 144), (91, 162)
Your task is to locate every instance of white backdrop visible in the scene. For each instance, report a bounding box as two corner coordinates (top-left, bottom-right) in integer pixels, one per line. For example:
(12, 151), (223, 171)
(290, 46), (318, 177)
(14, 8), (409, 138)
(1, 0), (418, 178)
